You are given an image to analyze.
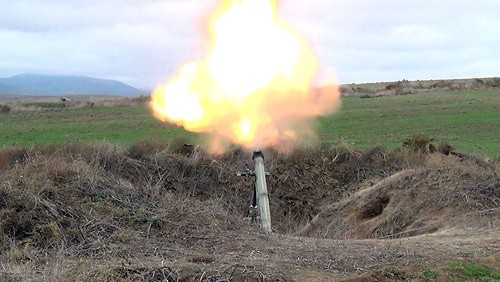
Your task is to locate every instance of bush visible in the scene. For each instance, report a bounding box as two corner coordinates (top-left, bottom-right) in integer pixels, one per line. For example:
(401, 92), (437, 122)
(33, 221), (63, 248)
(437, 141), (454, 155)
(385, 83), (400, 90)
(402, 134), (433, 153)
(168, 137), (195, 155)
(0, 104), (11, 114)
(0, 147), (28, 170)
(491, 77), (500, 88)
(128, 138), (168, 159)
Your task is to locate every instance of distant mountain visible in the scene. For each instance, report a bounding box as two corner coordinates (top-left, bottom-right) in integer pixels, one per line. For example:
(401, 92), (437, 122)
(0, 74), (143, 96)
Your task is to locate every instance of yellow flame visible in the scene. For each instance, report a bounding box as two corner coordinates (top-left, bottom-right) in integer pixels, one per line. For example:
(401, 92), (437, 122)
(150, 0), (341, 152)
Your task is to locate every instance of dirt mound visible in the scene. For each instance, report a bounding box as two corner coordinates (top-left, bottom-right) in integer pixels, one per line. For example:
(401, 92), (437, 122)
(0, 142), (247, 255)
(0, 142), (407, 249)
(1, 143), (497, 249)
(299, 154), (500, 239)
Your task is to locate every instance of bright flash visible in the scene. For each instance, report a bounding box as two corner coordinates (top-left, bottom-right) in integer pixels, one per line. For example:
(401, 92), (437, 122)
(150, 0), (341, 152)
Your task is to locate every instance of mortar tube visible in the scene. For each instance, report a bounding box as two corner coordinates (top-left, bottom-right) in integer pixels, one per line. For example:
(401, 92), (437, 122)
(253, 151), (272, 232)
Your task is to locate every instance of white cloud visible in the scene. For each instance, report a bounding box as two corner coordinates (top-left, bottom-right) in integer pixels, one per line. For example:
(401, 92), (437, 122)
(0, 0), (499, 87)
(0, 0), (214, 87)
(282, 0), (500, 83)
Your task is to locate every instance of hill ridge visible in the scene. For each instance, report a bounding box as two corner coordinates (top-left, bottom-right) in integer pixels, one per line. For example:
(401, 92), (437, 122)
(0, 73), (143, 96)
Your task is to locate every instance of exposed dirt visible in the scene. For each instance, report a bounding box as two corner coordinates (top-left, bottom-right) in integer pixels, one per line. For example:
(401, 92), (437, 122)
(0, 142), (499, 281)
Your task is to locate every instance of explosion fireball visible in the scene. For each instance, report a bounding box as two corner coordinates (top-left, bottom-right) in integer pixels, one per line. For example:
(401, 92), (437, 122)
(150, 0), (341, 152)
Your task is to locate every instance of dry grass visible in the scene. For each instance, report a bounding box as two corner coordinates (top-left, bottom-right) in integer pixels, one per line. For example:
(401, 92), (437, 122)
(299, 153), (499, 239)
(0, 104), (11, 113)
(0, 142), (498, 280)
(0, 95), (149, 115)
(340, 77), (500, 97)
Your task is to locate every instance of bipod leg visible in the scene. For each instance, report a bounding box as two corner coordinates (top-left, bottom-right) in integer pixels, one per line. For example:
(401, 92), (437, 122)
(249, 183), (258, 223)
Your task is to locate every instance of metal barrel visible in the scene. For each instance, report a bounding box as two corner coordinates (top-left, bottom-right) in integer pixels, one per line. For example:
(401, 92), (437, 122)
(253, 151), (272, 232)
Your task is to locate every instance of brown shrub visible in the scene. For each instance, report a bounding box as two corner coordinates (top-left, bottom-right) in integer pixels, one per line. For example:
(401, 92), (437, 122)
(360, 146), (387, 162)
(0, 147), (27, 170)
(437, 140), (454, 155)
(0, 104), (11, 114)
(432, 80), (453, 89)
(385, 83), (400, 90)
(402, 134), (432, 153)
(33, 221), (63, 248)
(128, 138), (168, 159)
(491, 77), (500, 88)
(168, 136), (195, 155)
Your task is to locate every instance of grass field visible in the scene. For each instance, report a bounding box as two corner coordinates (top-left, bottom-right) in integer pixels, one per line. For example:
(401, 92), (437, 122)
(1, 89), (499, 157)
(320, 89), (499, 157)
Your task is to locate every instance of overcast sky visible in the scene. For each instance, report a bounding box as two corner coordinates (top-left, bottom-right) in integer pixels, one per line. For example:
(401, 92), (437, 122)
(1, 0), (499, 89)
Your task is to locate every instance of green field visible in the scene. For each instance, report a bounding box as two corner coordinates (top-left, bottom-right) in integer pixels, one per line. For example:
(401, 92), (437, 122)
(1, 89), (499, 157)
(320, 89), (499, 157)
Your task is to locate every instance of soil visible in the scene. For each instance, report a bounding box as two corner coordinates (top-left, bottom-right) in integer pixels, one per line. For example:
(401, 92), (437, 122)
(96, 227), (498, 281)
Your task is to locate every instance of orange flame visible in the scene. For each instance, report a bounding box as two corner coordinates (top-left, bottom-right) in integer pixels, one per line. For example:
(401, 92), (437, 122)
(150, 0), (340, 152)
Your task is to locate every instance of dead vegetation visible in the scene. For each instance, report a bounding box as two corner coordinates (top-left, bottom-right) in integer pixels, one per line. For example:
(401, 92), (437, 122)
(0, 140), (498, 280)
(0, 95), (149, 114)
(340, 76), (500, 97)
